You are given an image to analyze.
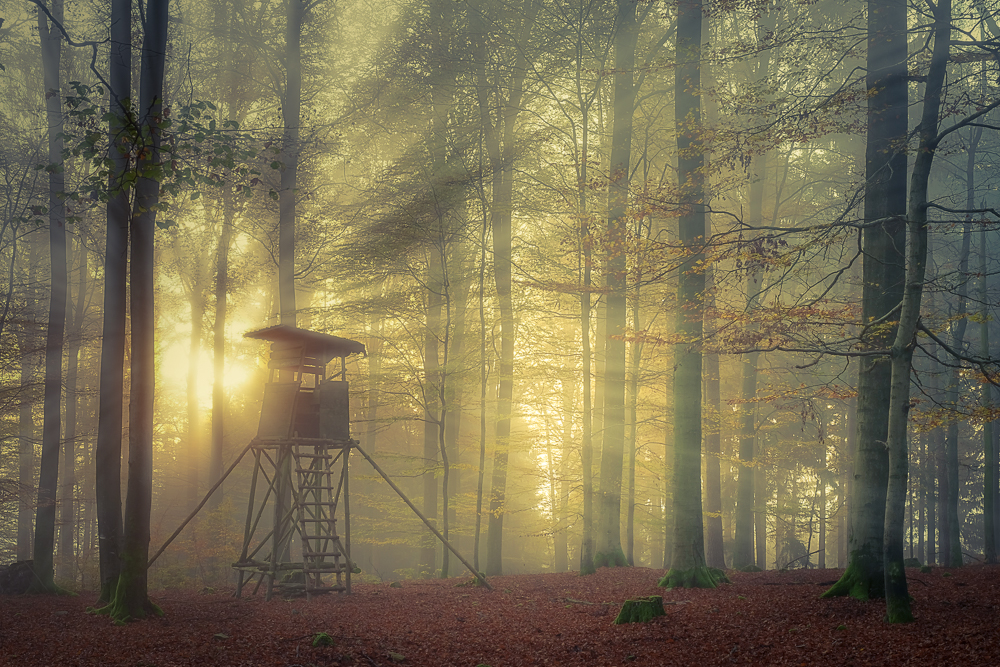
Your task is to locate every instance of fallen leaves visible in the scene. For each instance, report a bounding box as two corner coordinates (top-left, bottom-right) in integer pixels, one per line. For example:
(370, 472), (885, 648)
(1, 565), (998, 665)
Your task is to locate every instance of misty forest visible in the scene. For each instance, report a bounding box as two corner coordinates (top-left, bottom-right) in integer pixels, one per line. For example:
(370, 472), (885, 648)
(2, 0), (1000, 643)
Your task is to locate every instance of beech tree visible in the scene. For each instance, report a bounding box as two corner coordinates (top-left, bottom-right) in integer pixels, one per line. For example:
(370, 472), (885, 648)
(95, 0), (131, 604)
(660, 0), (716, 589)
(28, 0), (67, 594)
(823, 0), (906, 601)
(103, 0), (169, 623)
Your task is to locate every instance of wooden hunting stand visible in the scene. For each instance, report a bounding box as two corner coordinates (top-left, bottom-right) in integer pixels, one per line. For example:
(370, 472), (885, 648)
(232, 324), (366, 600)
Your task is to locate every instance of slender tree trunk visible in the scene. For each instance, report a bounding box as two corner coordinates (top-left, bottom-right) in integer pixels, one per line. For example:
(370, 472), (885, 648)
(18, 233), (40, 562)
(95, 0), (131, 604)
(755, 450), (767, 569)
(59, 237), (87, 583)
(31, 0), (67, 593)
(555, 378), (574, 572)
(944, 221), (971, 567)
(703, 270), (724, 569)
(596, 0), (639, 570)
(473, 200), (487, 573)
(577, 86), (596, 576)
(422, 245), (442, 576)
(984, 219), (997, 563)
(917, 430), (925, 563)
(186, 285), (205, 506)
(734, 332), (761, 568)
(626, 298), (643, 566)
(278, 0), (302, 326)
(209, 186), (233, 511)
(477, 0), (537, 576)
(936, 408), (948, 563)
(819, 447), (827, 569)
(110, 0), (169, 621)
(883, 0), (950, 623)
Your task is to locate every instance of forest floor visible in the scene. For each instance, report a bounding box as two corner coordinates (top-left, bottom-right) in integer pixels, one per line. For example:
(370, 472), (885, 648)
(2, 564), (998, 666)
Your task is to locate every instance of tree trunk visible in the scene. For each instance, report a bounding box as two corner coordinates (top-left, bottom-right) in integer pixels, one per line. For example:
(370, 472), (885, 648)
(755, 455), (767, 569)
(883, 0), (950, 622)
(95, 0), (131, 604)
(577, 83), (596, 576)
(823, 0), (907, 601)
(186, 282), (205, 506)
(943, 220), (971, 567)
(18, 231), (40, 562)
(421, 245), (442, 577)
(662, 0), (714, 589)
(476, 0), (537, 576)
(59, 237), (87, 583)
(983, 218), (997, 563)
(734, 333), (761, 569)
(31, 0), (67, 594)
(108, 0), (169, 622)
(278, 0), (302, 326)
(703, 271), (724, 569)
(596, 0), (639, 570)
(209, 186), (233, 511)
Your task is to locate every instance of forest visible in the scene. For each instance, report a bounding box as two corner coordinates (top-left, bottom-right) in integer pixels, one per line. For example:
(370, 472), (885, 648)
(1, 0), (1000, 633)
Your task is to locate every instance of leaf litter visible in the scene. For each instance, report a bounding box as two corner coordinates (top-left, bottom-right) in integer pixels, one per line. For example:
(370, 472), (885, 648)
(2, 565), (997, 666)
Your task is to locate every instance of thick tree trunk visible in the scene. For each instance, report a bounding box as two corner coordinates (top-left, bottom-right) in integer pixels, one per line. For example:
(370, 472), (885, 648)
(823, 0), (907, 601)
(662, 0), (714, 590)
(31, 0), (67, 594)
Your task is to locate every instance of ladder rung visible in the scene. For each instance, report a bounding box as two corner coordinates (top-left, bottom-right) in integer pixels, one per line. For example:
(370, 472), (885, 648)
(305, 565), (348, 573)
(295, 453), (333, 459)
(299, 486), (337, 490)
(304, 551), (342, 557)
(298, 502), (334, 506)
(303, 534), (341, 539)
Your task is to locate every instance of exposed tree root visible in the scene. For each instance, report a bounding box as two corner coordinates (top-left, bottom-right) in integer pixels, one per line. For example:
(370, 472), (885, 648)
(658, 566), (721, 589)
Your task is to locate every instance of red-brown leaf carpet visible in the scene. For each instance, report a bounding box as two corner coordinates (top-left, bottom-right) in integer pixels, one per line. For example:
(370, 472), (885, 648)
(2, 565), (997, 666)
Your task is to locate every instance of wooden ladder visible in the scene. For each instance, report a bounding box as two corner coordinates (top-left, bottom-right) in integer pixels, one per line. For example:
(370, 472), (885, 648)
(293, 445), (347, 599)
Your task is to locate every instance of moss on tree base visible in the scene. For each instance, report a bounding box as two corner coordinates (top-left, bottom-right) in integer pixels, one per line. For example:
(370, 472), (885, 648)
(820, 560), (884, 600)
(594, 548), (628, 569)
(658, 566), (720, 589)
(885, 595), (914, 623)
(614, 596), (666, 624)
(90, 577), (163, 625)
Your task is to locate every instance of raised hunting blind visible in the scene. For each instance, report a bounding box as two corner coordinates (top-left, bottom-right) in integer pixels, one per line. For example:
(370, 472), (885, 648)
(232, 325), (366, 600)
(146, 325), (490, 597)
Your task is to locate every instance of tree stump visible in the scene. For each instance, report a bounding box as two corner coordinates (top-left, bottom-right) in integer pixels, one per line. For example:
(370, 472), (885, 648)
(613, 595), (666, 624)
